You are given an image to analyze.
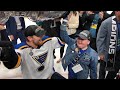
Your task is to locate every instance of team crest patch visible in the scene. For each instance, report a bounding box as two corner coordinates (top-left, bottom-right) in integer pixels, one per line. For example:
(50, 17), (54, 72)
(32, 52), (48, 71)
(29, 51), (33, 56)
(83, 53), (90, 61)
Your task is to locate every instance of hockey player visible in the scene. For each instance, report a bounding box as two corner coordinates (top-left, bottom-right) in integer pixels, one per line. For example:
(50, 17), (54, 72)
(1, 25), (65, 79)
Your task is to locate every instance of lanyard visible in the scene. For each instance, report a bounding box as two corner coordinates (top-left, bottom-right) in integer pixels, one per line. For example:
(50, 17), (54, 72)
(71, 49), (86, 66)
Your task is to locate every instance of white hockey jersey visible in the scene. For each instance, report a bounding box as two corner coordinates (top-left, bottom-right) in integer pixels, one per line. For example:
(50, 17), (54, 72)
(15, 37), (64, 79)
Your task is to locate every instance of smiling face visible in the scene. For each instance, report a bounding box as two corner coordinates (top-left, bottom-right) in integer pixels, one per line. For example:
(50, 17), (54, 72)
(76, 37), (90, 50)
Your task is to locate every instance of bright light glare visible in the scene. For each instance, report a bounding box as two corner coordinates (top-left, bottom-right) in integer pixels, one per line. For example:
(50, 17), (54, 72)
(24, 17), (37, 28)
(107, 11), (113, 14)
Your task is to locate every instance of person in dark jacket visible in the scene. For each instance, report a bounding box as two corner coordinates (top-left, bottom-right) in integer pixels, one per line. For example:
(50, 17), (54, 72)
(96, 11), (110, 35)
(96, 11), (110, 79)
(0, 24), (10, 41)
(97, 11), (120, 79)
(5, 14), (26, 45)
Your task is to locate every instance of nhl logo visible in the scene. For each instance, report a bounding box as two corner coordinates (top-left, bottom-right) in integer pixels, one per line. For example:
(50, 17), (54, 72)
(29, 51), (33, 56)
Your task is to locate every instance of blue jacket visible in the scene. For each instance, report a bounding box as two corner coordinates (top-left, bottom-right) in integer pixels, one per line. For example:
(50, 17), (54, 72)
(60, 25), (98, 79)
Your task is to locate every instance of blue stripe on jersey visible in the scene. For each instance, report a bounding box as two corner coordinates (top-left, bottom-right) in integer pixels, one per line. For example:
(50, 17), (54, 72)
(42, 35), (50, 40)
(57, 38), (64, 46)
(14, 42), (27, 49)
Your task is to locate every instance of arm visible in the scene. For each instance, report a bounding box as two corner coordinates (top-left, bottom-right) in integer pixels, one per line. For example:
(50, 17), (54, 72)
(5, 17), (12, 35)
(60, 24), (75, 46)
(0, 41), (21, 69)
(96, 20), (108, 57)
(20, 17), (25, 30)
(89, 53), (98, 79)
(0, 24), (5, 30)
(51, 37), (65, 49)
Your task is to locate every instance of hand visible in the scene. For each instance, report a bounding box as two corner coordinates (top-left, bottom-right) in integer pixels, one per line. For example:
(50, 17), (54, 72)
(56, 60), (61, 63)
(0, 25), (5, 30)
(60, 18), (64, 25)
(56, 58), (62, 63)
(60, 18), (68, 31)
(9, 35), (14, 41)
(99, 12), (104, 20)
(60, 18), (68, 26)
(99, 54), (105, 61)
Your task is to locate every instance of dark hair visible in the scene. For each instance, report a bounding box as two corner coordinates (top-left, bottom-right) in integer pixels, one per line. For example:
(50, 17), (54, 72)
(24, 25), (38, 37)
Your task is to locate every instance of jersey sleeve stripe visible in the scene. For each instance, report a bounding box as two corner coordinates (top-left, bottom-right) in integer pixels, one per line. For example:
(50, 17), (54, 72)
(41, 38), (52, 45)
(19, 45), (29, 50)
(57, 38), (65, 46)
(14, 45), (28, 68)
(14, 54), (21, 68)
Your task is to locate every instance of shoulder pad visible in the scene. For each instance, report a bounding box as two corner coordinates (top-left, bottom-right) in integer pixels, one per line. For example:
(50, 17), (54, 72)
(41, 38), (52, 45)
(19, 45), (29, 50)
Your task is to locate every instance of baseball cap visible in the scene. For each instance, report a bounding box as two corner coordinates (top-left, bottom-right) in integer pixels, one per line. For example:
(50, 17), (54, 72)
(76, 30), (91, 40)
(24, 25), (46, 37)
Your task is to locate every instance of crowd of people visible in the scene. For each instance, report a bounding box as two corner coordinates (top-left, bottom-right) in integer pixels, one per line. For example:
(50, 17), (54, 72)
(0, 11), (120, 79)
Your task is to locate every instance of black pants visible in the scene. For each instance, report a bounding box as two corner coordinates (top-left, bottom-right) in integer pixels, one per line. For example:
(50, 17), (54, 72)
(53, 49), (56, 59)
(99, 60), (106, 79)
(51, 72), (66, 79)
(106, 52), (120, 79)
(90, 38), (97, 51)
(0, 29), (10, 41)
(60, 46), (64, 58)
(12, 30), (26, 45)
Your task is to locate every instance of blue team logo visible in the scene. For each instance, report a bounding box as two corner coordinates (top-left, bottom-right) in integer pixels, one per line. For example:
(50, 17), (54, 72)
(37, 52), (48, 64)
(32, 52), (48, 71)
